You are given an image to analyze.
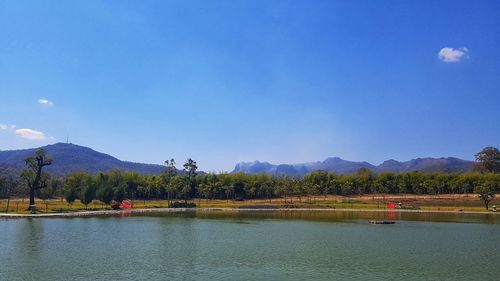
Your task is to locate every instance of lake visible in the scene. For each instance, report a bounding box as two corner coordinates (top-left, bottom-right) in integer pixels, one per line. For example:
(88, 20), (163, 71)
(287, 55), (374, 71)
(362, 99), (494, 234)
(1, 210), (499, 281)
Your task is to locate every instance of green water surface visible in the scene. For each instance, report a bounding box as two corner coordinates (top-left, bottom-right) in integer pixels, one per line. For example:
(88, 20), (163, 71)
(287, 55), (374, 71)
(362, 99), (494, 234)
(1, 211), (499, 281)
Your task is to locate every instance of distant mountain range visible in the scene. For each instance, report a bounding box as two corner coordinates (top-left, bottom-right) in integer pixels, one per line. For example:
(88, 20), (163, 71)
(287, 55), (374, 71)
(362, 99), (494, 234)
(0, 143), (476, 178)
(0, 143), (165, 176)
(232, 156), (475, 176)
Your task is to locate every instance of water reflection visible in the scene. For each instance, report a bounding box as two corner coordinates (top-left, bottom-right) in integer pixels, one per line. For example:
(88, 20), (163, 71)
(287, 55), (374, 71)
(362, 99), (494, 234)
(1, 213), (499, 281)
(132, 210), (500, 224)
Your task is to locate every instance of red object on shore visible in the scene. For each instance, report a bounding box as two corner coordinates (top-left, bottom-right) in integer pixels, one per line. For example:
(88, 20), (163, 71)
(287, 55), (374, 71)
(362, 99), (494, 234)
(120, 200), (133, 209)
(387, 203), (396, 209)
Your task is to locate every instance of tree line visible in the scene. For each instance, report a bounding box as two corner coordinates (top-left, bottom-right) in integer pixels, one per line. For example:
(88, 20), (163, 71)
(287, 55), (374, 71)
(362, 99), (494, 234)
(0, 146), (499, 210)
(2, 165), (499, 203)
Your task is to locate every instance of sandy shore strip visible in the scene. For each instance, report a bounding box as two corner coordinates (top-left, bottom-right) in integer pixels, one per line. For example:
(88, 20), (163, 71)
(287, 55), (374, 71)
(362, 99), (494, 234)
(0, 207), (498, 218)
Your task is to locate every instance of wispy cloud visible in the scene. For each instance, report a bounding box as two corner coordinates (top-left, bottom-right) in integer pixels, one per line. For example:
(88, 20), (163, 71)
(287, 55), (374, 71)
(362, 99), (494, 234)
(438, 47), (469, 63)
(0, 123), (15, 130)
(38, 98), (54, 106)
(15, 128), (46, 140)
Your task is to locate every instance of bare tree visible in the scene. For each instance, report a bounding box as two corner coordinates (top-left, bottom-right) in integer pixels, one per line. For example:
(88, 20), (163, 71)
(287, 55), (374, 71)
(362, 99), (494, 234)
(21, 149), (52, 213)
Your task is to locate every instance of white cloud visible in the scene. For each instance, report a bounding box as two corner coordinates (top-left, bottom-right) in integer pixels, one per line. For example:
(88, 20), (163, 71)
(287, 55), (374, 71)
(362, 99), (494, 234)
(38, 99), (54, 106)
(15, 128), (46, 140)
(438, 47), (469, 62)
(0, 123), (15, 130)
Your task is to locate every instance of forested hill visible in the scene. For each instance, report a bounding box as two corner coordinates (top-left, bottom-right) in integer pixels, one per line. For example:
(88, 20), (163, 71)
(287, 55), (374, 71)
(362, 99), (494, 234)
(233, 157), (475, 176)
(0, 143), (165, 176)
(0, 143), (476, 178)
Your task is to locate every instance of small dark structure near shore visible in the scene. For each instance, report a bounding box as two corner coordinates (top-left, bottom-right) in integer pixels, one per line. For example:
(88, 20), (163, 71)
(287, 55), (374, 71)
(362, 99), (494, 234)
(369, 220), (396, 224)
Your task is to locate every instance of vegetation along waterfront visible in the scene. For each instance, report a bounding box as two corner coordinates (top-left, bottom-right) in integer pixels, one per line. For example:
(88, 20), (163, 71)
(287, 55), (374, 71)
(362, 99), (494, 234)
(1, 146), (498, 214)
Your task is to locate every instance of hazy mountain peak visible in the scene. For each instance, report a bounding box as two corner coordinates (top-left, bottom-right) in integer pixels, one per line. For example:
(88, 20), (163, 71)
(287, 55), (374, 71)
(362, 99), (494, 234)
(0, 143), (165, 176)
(0, 143), (475, 177)
(232, 156), (474, 176)
(380, 159), (401, 166)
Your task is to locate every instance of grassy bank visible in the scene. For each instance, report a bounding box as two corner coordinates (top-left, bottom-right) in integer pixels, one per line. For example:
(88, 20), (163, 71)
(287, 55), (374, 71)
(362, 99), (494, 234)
(0, 194), (495, 214)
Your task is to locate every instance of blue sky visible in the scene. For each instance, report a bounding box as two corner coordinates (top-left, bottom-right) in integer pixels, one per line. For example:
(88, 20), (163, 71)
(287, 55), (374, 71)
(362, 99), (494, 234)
(1, 0), (499, 172)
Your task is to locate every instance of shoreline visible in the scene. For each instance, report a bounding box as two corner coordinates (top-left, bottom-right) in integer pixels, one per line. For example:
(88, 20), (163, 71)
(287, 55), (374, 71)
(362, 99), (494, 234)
(0, 207), (498, 219)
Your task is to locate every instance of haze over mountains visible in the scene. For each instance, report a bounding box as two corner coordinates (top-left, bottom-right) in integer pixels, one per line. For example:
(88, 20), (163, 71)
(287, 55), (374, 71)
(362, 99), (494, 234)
(0, 143), (475, 177)
(232, 157), (475, 176)
(0, 143), (165, 176)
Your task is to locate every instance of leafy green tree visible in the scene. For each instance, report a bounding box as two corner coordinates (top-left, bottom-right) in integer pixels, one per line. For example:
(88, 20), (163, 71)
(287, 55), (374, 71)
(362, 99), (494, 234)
(221, 184), (233, 202)
(182, 158), (198, 202)
(396, 173), (413, 194)
(1, 176), (16, 212)
(261, 181), (274, 202)
(168, 175), (186, 205)
(94, 172), (111, 207)
(356, 168), (375, 194)
(450, 174), (476, 194)
(113, 183), (126, 202)
(80, 183), (96, 209)
(146, 176), (164, 199)
(65, 172), (88, 198)
(198, 182), (210, 201)
(108, 169), (124, 189)
(164, 158), (177, 177)
(375, 173), (397, 194)
(339, 177), (356, 195)
(183, 158), (198, 176)
(327, 174), (342, 195)
(163, 158), (177, 203)
(0, 176), (5, 197)
(0, 176), (9, 211)
(97, 185), (114, 206)
(38, 174), (54, 200)
(475, 146), (500, 173)
(410, 172), (427, 194)
(233, 180), (246, 200)
(50, 177), (65, 201)
(65, 185), (77, 207)
(475, 181), (496, 210)
(198, 174), (221, 201)
(304, 171), (330, 196)
(435, 174), (452, 194)
(123, 172), (142, 199)
(21, 149), (52, 213)
(137, 185), (150, 205)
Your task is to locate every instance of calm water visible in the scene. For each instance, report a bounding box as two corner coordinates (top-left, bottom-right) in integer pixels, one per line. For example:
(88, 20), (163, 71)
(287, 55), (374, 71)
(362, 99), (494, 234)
(1, 211), (499, 281)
